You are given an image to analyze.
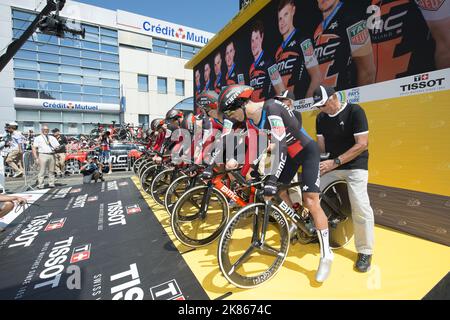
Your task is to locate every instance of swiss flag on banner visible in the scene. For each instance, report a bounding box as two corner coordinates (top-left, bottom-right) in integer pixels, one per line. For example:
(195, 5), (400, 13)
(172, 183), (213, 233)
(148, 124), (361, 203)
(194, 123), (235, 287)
(126, 205), (141, 215)
(44, 218), (66, 231)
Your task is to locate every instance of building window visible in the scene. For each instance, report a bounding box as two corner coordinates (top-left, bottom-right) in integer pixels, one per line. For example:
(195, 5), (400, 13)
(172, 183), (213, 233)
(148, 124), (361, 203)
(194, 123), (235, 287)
(12, 8), (120, 106)
(176, 79), (185, 96)
(157, 77), (167, 94)
(139, 114), (149, 126)
(138, 74), (148, 92)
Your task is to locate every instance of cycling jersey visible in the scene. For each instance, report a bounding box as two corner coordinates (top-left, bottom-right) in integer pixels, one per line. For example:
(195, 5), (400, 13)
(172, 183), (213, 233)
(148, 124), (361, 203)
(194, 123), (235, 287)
(367, 0), (436, 82)
(197, 117), (224, 165)
(203, 79), (214, 92)
(249, 51), (275, 102)
(225, 63), (245, 85)
(275, 29), (318, 99)
(214, 72), (224, 94)
(314, 1), (370, 90)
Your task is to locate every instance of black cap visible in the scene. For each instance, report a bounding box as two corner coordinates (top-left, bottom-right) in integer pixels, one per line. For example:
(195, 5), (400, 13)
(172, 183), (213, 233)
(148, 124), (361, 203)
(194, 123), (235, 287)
(275, 90), (295, 101)
(312, 86), (336, 107)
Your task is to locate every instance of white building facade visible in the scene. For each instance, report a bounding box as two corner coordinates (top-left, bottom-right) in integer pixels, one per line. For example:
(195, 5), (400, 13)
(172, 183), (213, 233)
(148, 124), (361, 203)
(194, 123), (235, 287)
(0, 0), (213, 134)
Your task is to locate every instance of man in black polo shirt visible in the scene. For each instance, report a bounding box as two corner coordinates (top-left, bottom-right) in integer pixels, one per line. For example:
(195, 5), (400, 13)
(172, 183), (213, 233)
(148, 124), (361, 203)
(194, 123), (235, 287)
(313, 85), (374, 272)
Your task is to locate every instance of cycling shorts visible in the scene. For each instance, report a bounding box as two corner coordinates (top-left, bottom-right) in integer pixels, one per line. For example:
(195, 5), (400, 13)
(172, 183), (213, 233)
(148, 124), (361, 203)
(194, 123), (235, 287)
(278, 140), (321, 193)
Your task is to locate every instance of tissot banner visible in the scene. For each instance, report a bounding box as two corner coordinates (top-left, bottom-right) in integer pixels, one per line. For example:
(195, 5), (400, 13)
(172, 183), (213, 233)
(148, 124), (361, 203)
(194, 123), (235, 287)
(194, 0), (449, 101)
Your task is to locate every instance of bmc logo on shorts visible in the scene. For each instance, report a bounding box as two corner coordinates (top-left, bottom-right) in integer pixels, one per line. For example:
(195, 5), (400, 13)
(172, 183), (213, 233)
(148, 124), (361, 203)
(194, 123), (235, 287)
(416, 0), (445, 11)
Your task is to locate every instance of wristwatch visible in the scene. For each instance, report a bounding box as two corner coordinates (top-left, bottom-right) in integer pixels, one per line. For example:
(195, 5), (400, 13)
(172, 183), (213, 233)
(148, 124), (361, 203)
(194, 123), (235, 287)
(334, 157), (341, 166)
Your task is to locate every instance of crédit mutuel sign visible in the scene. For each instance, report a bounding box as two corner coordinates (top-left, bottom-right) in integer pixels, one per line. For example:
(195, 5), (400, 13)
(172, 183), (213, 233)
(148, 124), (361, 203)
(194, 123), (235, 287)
(116, 10), (213, 47)
(13, 98), (120, 113)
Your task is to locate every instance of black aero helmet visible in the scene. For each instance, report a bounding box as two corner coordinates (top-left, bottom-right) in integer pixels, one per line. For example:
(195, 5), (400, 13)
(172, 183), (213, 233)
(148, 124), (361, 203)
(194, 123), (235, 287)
(218, 85), (254, 113)
(165, 108), (184, 121)
(196, 91), (219, 112)
(151, 118), (163, 131)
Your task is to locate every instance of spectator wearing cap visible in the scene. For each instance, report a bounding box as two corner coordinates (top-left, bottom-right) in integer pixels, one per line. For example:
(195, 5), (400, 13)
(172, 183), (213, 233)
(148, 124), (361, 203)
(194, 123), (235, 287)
(5, 122), (25, 178)
(313, 85), (375, 273)
(51, 128), (68, 178)
(32, 125), (60, 189)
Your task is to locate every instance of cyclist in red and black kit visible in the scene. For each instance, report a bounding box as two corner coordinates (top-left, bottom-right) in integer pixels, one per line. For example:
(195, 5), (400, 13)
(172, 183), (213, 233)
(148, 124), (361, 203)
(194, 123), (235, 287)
(275, 0), (321, 99)
(249, 20), (276, 102)
(218, 84), (334, 283)
(225, 41), (245, 85)
(314, 0), (375, 90)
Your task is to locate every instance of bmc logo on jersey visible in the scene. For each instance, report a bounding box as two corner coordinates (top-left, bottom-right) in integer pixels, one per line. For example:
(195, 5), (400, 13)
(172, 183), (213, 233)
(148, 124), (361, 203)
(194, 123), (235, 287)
(416, 0), (445, 11)
(347, 20), (369, 45)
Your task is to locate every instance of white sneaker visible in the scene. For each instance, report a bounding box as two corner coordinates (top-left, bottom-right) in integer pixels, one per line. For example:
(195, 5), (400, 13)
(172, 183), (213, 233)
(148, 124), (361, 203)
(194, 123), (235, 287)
(315, 250), (334, 283)
(13, 171), (23, 178)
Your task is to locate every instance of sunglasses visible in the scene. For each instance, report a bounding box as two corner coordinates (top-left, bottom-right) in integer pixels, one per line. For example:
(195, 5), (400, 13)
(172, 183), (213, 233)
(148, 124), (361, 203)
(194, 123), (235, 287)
(223, 108), (239, 117)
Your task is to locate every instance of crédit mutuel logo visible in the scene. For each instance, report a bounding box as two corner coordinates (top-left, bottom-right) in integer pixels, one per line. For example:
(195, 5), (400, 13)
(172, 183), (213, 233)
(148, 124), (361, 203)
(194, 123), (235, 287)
(42, 101), (99, 112)
(142, 21), (209, 45)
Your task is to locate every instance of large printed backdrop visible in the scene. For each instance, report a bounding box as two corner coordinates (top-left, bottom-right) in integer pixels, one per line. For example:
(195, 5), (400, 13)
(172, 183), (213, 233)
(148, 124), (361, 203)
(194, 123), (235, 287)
(0, 179), (208, 300)
(193, 0), (448, 101)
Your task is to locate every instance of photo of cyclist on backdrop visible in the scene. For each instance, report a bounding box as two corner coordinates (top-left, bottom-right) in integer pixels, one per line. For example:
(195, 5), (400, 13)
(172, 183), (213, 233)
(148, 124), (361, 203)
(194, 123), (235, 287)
(314, 0), (375, 90)
(225, 41), (246, 85)
(248, 20), (277, 102)
(367, 0), (450, 82)
(213, 52), (225, 94)
(195, 69), (203, 96)
(275, 0), (322, 99)
(203, 62), (214, 91)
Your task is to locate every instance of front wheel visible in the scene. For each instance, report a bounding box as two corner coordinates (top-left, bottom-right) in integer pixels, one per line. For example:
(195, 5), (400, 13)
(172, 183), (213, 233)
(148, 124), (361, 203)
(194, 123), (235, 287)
(171, 185), (229, 247)
(320, 180), (353, 249)
(150, 168), (179, 206)
(217, 203), (290, 289)
(165, 175), (199, 216)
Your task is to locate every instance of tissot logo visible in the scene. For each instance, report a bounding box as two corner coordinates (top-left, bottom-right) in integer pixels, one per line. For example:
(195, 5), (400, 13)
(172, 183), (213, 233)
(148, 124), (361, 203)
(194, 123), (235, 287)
(400, 74), (445, 92)
(44, 218), (67, 232)
(70, 244), (91, 263)
(9, 213), (53, 248)
(142, 21), (209, 45)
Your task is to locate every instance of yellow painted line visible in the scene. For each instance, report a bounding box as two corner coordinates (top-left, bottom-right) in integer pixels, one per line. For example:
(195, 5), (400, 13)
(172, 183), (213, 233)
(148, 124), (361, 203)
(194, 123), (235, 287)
(133, 176), (450, 300)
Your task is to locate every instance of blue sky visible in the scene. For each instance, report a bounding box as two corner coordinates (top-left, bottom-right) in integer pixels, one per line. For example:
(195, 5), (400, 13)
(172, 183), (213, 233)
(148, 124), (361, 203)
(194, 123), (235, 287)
(75, 0), (239, 33)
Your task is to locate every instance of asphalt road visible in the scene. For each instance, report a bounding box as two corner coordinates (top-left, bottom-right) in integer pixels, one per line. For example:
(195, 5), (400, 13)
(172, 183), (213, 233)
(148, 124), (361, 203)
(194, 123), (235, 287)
(3, 170), (135, 194)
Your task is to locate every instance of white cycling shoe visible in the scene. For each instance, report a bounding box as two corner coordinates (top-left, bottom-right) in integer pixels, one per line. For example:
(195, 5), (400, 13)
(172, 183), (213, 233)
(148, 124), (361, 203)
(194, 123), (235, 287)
(315, 250), (334, 283)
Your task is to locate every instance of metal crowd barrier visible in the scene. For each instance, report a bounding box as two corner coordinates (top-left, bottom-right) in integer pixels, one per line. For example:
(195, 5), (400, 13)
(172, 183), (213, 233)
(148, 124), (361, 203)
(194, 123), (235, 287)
(22, 151), (39, 191)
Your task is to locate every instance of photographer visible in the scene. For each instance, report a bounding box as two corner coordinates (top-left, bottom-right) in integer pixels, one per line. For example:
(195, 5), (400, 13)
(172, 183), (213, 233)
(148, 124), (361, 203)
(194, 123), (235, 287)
(51, 128), (67, 178)
(80, 155), (105, 184)
(97, 131), (113, 174)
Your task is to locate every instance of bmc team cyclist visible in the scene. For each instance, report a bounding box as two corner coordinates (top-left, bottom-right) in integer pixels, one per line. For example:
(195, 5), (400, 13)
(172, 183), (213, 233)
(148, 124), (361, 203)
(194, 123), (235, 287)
(217, 84), (334, 282)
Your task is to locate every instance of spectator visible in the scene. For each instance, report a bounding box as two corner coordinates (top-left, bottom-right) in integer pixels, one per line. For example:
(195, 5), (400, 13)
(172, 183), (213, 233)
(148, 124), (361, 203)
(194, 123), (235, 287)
(0, 194), (27, 232)
(51, 128), (67, 178)
(80, 156), (104, 184)
(5, 122), (25, 178)
(314, 85), (375, 273)
(0, 132), (7, 193)
(32, 125), (60, 189)
(98, 131), (113, 174)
